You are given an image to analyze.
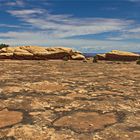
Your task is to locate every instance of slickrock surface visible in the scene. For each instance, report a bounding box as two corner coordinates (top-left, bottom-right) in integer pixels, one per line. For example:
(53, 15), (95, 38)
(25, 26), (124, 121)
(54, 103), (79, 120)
(0, 109), (23, 129)
(0, 60), (139, 140)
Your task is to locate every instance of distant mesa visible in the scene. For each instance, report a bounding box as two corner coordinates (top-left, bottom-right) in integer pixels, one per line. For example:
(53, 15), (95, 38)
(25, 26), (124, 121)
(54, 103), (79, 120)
(0, 46), (85, 60)
(97, 50), (140, 61)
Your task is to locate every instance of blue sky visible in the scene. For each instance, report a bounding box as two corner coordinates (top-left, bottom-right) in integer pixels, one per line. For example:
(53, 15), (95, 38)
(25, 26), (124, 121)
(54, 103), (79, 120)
(0, 0), (140, 52)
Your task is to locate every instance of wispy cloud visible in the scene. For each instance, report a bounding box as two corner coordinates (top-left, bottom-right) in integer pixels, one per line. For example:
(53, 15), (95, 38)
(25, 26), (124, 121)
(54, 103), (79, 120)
(0, 31), (140, 52)
(8, 9), (45, 16)
(7, 9), (133, 38)
(0, 24), (21, 28)
(0, 7), (139, 52)
(129, 27), (140, 32)
(4, 0), (25, 7)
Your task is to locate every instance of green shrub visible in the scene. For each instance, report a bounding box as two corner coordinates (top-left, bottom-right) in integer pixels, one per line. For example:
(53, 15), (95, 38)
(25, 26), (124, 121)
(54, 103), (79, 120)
(0, 44), (9, 49)
(63, 56), (69, 61)
(93, 55), (98, 63)
(136, 59), (140, 65)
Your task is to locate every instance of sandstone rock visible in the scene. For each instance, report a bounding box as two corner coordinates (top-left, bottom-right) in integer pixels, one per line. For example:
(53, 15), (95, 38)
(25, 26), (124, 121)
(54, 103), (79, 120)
(2, 86), (23, 94)
(32, 52), (49, 60)
(0, 47), (15, 53)
(0, 59), (139, 139)
(106, 50), (139, 61)
(14, 47), (30, 53)
(7, 125), (45, 139)
(25, 81), (65, 92)
(46, 47), (73, 54)
(0, 46), (85, 60)
(0, 109), (23, 128)
(19, 46), (47, 54)
(13, 52), (34, 59)
(53, 112), (117, 133)
(71, 54), (86, 60)
(136, 59), (140, 65)
(97, 54), (106, 60)
(44, 51), (71, 59)
(0, 53), (13, 59)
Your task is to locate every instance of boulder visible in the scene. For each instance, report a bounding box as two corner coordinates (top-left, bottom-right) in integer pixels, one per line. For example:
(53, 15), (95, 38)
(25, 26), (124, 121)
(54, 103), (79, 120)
(71, 54), (86, 60)
(106, 50), (140, 61)
(0, 53), (13, 59)
(96, 54), (106, 60)
(136, 59), (140, 65)
(0, 47), (15, 53)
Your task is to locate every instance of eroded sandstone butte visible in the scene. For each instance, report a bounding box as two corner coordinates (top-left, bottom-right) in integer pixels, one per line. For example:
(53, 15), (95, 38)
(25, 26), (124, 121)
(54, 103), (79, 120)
(0, 46), (85, 60)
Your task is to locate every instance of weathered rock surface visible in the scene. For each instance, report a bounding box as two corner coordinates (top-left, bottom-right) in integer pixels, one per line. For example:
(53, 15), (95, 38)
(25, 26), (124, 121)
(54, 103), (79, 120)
(97, 50), (140, 61)
(0, 53), (13, 59)
(0, 60), (139, 139)
(0, 46), (85, 60)
(25, 81), (66, 92)
(71, 54), (86, 60)
(96, 54), (106, 60)
(54, 112), (117, 133)
(13, 52), (34, 60)
(0, 109), (23, 128)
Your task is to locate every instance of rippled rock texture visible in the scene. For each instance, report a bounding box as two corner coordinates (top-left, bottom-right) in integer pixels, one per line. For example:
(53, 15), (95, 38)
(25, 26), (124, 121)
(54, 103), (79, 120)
(0, 60), (139, 140)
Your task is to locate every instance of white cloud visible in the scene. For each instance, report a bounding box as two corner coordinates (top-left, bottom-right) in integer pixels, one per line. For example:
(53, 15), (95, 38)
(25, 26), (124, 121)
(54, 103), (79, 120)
(1, 8), (139, 52)
(8, 9), (45, 16)
(4, 0), (25, 7)
(7, 9), (133, 38)
(129, 27), (140, 33)
(0, 24), (21, 28)
(107, 25), (140, 40)
(0, 31), (140, 52)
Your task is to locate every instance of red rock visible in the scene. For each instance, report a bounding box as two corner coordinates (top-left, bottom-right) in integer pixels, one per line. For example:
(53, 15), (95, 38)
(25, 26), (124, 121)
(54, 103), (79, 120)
(54, 112), (117, 133)
(71, 54), (86, 60)
(97, 54), (106, 60)
(13, 52), (34, 60)
(0, 109), (23, 128)
(26, 81), (65, 92)
(106, 50), (139, 61)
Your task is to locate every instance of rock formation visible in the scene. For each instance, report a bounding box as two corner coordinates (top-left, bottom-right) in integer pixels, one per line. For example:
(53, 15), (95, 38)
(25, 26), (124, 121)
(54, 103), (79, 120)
(96, 54), (106, 60)
(0, 109), (23, 129)
(0, 46), (85, 60)
(0, 60), (139, 139)
(97, 50), (140, 61)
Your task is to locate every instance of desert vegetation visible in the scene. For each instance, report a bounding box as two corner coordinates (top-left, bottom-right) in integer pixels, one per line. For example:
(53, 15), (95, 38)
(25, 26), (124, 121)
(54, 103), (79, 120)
(0, 43), (9, 49)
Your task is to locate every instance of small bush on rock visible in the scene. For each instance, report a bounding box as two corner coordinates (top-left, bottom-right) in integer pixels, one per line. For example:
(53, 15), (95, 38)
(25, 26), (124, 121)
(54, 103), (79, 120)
(63, 56), (69, 61)
(136, 58), (140, 65)
(93, 55), (98, 63)
(0, 44), (9, 49)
